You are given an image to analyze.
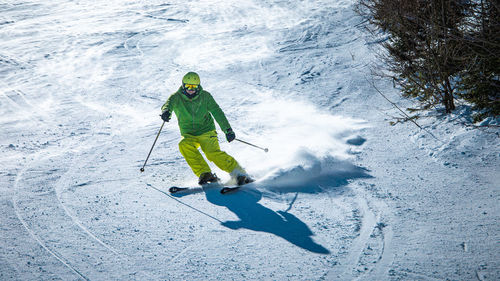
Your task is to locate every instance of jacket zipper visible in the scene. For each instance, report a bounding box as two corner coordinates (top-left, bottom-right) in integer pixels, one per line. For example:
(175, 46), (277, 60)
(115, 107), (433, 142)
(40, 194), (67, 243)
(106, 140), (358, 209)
(190, 95), (202, 131)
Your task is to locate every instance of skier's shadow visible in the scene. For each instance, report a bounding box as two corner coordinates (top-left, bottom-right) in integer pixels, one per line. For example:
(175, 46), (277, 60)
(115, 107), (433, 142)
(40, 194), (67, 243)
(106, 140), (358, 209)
(203, 186), (330, 254)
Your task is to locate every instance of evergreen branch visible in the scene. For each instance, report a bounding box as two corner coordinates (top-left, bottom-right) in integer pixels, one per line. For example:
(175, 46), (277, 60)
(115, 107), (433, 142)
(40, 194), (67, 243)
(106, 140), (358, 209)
(367, 77), (442, 141)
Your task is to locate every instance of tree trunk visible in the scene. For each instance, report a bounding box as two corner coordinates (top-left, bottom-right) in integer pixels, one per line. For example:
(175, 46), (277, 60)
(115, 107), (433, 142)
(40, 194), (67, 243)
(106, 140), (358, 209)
(443, 77), (456, 113)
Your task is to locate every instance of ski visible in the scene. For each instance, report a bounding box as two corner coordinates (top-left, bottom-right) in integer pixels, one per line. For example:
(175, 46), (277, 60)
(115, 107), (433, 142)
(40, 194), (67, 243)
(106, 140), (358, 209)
(220, 186), (241, 194)
(169, 181), (219, 194)
(170, 185), (241, 194)
(170, 177), (254, 194)
(220, 177), (255, 194)
(169, 186), (189, 193)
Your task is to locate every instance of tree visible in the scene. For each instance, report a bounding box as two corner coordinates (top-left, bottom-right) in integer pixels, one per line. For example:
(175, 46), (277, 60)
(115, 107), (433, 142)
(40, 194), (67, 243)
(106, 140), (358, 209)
(458, 0), (500, 121)
(357, 0), (499, 120)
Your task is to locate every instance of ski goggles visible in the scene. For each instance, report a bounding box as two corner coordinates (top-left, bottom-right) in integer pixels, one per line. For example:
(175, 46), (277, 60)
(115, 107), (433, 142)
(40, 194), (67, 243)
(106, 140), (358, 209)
(183, 84), (199, 90)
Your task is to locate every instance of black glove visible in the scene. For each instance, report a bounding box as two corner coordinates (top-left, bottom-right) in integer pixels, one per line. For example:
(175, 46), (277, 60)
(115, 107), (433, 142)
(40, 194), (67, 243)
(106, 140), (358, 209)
(225, 128), (235, 142)
(161, 110), (171, 122)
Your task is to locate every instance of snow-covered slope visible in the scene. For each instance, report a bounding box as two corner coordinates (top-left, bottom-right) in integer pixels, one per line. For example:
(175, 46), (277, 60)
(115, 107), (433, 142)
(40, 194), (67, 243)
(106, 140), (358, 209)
(1, 0), (498, 280)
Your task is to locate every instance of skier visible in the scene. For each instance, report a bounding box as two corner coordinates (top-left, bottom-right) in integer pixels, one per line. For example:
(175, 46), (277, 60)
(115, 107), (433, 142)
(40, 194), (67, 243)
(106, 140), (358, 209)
(161, 72), (252, 186)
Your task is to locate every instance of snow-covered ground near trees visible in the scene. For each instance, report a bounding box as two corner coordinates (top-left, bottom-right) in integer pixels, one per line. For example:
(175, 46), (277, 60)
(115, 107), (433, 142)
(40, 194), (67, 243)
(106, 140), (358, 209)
(1, 0), (499, 280)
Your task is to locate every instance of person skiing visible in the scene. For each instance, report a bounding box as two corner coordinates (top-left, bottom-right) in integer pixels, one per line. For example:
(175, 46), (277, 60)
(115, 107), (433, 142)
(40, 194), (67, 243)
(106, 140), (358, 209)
(160, 72), (252, 186)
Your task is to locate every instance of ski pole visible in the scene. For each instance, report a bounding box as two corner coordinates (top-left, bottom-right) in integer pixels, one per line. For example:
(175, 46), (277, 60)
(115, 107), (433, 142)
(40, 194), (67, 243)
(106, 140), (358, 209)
(235, 138), (269, 153)
(140, 121), (165, 172)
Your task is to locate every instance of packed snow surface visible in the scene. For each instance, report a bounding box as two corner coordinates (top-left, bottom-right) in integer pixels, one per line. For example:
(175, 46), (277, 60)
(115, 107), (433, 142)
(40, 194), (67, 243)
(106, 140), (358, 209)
(1, 0), (499, 280)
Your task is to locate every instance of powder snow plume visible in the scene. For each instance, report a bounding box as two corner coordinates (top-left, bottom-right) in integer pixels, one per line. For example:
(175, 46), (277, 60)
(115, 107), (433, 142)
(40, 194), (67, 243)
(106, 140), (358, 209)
(220, 94), (369, 192)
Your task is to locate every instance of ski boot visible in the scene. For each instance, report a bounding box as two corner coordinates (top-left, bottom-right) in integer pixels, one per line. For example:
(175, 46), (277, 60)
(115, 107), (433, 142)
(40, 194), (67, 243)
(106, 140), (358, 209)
(236, 174), (254, 186)
(198, 172), (219, 185)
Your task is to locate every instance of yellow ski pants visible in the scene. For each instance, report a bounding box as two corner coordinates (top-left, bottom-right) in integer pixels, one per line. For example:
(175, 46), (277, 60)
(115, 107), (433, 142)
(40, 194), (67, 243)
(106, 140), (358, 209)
(178, 130), (242, 177)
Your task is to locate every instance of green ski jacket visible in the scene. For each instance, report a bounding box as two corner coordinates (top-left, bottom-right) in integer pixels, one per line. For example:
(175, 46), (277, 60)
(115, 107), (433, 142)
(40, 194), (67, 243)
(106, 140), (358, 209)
(161, 86), (232, 136)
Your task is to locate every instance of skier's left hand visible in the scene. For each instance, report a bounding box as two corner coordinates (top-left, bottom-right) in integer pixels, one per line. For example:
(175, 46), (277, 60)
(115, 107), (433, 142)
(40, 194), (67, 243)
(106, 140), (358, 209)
(225, 128), (235, 142)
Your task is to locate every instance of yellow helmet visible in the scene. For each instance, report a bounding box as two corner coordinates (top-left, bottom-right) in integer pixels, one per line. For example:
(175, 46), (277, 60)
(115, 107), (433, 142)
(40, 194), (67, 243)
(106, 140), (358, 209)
(182, 72), (200, 85)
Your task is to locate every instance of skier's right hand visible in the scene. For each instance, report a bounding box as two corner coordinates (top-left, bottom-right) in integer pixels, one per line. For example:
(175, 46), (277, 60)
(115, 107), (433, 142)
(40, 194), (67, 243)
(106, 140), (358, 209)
(225, 128), (236, 142)
(161, 110), (171, 122)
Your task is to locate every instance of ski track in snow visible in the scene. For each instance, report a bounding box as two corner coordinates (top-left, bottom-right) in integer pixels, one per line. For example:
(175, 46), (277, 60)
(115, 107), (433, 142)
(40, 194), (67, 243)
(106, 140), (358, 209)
(11, 139), (160, 280)
(326, 196), (378, 279)
(12, 153), (91, 281)
(322, 185), (395, 280)
(1, 0), (499, 280)
(53, 154), (122, 256)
